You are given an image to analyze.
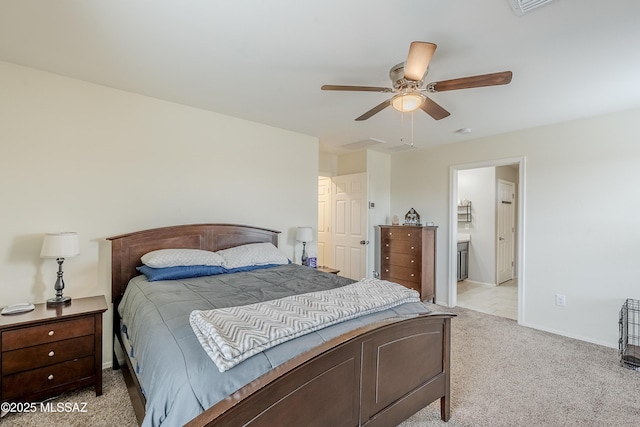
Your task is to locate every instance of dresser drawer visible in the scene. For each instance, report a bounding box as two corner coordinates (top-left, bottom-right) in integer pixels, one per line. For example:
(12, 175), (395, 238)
(2, 335), (94, 375)
(1, 317), (95, 351)
(380, 273), (421, 293)
(381, 264), (420, 284)
(2, 355), (94, 400)
(383, 228), (422, 241)
(381, 238), (421, 254)
(381, 252), (420, 268)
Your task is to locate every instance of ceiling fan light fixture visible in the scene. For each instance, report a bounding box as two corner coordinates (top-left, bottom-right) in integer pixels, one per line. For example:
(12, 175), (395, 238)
(391, 93), (424, 112)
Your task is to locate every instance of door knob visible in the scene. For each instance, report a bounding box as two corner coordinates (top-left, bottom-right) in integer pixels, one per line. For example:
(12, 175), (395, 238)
(360, 240), (369, 245)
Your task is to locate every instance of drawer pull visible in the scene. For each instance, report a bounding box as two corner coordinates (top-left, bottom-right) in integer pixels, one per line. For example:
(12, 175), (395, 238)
(407, 233), (411, 237)
(385, 256), (389, 260)
(411, 273), (415, 277)
(48, 330), (55, 336)
(410, 246), (415, 250)
(48, 351), (55, 357)
(389, 232), (393, 236)
(385, 243), (389, 247)
(411, 260), (415, 263)
(385, 269), (389, 272)
(47, 374), (54, 381)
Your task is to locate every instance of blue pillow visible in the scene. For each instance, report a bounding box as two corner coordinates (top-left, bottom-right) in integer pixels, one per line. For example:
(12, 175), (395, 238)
(136, 265), (226, 282)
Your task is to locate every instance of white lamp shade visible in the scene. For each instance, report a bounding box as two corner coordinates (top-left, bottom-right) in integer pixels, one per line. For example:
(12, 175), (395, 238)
(40, 232), (80, 258)
(296, 227), (313, 243)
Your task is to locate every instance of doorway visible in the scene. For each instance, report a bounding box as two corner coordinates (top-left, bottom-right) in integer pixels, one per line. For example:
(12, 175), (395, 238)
(449, 157), (525, 324)
(317, 173), (369, 280)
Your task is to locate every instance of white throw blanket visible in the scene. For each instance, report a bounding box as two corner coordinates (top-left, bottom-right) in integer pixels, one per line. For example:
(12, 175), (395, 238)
(189, 278), (420, 372)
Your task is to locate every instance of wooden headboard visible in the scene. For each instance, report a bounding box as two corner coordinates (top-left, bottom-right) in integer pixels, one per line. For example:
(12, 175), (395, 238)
(107, 224), (281, 306)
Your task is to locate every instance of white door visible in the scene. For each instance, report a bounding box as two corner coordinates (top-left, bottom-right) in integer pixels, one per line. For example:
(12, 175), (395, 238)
(497, 179), (515, 284)
(332, 173), (368, 280)
(317, 177), (331, 267)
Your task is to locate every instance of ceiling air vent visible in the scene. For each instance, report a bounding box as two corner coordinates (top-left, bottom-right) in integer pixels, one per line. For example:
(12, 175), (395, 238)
(508, 0), (554, 16)
(341, 138), (386, 150)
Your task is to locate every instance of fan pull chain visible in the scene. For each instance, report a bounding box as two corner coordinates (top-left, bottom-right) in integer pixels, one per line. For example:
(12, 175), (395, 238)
(400, 109), (405, 145)
(411, 110), (414, 147)
(398, 110), (415, 147)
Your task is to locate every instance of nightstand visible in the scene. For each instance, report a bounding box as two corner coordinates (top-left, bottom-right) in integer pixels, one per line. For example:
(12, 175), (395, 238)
(0, 295), (107, 403)
(317, 266), (340, 275)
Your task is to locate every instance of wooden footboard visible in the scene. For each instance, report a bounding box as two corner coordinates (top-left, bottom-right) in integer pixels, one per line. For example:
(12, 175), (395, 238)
(185, 314), (452, 427)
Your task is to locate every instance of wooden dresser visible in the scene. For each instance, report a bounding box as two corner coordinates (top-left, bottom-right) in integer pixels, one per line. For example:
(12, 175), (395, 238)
(0, 295), (107, 403)
(379, 225), (437, 301)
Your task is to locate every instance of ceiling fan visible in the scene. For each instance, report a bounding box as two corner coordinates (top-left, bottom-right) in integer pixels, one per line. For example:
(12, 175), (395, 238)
(321, 41), (512, 121)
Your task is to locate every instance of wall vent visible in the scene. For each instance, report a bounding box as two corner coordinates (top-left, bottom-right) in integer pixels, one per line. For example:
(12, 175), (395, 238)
(508, 0), (554, 16)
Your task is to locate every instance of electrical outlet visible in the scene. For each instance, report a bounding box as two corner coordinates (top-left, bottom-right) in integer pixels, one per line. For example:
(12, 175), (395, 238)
(555, 294), (566, 307)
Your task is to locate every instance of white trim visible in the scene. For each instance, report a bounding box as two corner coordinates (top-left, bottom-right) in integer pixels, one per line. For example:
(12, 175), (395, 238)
(449, 156), (526, 325)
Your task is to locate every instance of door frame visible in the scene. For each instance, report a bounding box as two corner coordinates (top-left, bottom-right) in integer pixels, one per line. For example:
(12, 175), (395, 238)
(448, 156), (526, 324)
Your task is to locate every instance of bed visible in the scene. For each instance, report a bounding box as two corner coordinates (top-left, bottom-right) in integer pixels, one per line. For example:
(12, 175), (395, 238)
(108, 223), (454, 426)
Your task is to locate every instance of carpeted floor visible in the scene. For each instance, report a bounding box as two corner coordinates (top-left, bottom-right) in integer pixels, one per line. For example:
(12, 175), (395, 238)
(3, 307), (640, 426)
(399, 307), (640, 427)
(1, 366), (137, 427)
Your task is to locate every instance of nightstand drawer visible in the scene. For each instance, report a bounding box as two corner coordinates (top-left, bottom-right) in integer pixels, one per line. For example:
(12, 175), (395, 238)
(2, 335), (94, 375)
(2, 356), (94, 400)
(2, 317), (94, 351)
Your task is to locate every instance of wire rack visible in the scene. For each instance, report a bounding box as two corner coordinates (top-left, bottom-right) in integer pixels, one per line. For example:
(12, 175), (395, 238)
(619, 298), (640, 371)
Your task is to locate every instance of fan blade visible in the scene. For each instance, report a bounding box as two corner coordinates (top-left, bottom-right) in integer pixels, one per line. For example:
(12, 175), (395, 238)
(429, 71), (513, 92)
(420, 97), (450, 120)
(355, 99), (392, 121)
(321, 84), (393, 93)
(404, 42), (437, 81)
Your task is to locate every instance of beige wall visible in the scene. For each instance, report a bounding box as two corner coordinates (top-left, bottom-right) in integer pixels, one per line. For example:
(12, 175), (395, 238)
(318, 152), (337, 177)
(337, 151), (367, 176)
(0, 61), (319, 366)
(391, 107), (640, 348)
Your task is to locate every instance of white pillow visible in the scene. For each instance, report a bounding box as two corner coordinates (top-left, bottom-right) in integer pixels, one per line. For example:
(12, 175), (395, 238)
(141, 248), (224, 268)
(217, 242), (289, 269)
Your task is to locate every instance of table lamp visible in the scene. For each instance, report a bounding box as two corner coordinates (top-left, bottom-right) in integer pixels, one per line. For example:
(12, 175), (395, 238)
(296, 227), (313, 266)
(41, 232), (79, 306)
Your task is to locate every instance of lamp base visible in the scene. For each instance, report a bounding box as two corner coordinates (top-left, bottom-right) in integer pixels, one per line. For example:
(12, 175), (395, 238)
(47, 296), (71, 306)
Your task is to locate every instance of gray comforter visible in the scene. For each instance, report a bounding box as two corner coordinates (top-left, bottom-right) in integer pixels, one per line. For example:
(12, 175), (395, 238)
(118, 264), (432, 427)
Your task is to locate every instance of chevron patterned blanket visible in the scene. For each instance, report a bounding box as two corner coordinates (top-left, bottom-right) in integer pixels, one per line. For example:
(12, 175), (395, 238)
(189, 278), (420, 372)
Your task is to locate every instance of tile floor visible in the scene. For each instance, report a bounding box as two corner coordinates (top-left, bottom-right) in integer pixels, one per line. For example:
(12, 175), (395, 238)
(456, 278), (518, 320)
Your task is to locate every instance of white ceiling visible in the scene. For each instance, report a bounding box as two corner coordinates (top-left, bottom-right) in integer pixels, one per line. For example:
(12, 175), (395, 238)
(1, 0), (639, 154)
